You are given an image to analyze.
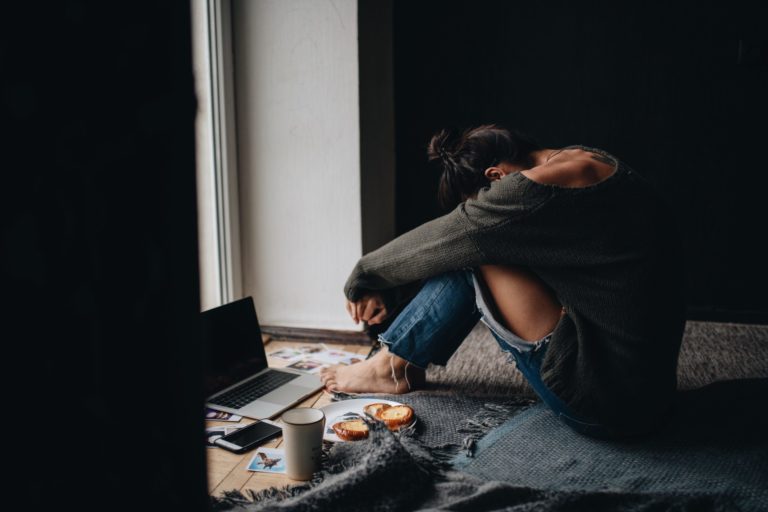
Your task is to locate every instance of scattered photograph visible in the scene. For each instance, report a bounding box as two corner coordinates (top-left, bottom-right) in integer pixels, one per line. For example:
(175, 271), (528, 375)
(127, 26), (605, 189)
(247, 448), (286, 473)
(267, 347), (363, 370)
(312, 349), (363, 365)
(286, 359), (325, 373)
(205, 408), (242, 422)
(268, 348), (303, 361)
(305, 361), (331, 374)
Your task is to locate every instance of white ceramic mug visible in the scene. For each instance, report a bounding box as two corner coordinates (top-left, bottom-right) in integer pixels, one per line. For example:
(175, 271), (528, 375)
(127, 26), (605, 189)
(281, 407), (326, 481)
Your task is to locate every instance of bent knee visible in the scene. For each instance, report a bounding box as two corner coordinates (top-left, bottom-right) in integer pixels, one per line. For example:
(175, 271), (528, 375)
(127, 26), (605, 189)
(477, 264), (563, 342)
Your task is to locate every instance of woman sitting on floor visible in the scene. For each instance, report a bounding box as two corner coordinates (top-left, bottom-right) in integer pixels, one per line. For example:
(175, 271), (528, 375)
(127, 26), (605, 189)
(320, 124), (686, 439)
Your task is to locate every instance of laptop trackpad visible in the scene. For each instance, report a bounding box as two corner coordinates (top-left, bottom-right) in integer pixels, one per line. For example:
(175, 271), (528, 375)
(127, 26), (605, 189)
(263, 384), (310, 404)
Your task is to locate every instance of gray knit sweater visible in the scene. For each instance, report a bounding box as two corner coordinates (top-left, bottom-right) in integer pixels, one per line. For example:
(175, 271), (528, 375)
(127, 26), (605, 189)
(344, 145), (686, 435)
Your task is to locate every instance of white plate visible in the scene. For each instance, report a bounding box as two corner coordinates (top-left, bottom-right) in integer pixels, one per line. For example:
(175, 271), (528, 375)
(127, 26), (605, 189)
(320, 398), (415, 442)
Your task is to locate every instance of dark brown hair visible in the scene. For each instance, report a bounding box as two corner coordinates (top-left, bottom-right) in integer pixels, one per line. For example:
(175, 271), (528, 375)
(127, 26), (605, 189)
(427, 124), (541, 211)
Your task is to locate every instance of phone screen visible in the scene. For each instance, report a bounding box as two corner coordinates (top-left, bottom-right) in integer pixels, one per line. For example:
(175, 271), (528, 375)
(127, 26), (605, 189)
(216, 421), (282, 450)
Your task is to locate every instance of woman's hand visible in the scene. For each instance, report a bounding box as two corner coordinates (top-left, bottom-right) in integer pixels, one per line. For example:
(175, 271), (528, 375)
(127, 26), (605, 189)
(346, 293), (388, 325)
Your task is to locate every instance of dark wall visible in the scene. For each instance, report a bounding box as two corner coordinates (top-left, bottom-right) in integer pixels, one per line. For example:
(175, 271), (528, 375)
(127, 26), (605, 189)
(2, 2), (207, 510)
(393, 0), (768, 322)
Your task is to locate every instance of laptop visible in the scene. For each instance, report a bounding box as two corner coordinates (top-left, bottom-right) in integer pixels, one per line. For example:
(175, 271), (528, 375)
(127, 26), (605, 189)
(201, 296), (323, 420)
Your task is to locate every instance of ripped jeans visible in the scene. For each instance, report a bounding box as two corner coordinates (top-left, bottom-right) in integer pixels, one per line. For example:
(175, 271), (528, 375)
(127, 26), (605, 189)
(377, 269), (611, 438)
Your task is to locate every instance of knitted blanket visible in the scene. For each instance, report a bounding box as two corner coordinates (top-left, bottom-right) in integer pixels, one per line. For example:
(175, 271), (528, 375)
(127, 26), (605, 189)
(455, 379), (768, 511)
(211, 425), (733, 512)
(211, 392), (742, 511)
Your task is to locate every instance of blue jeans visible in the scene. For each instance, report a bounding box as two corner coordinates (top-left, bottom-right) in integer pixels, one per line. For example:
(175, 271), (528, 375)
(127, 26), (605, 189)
(377, 269), (612, 438)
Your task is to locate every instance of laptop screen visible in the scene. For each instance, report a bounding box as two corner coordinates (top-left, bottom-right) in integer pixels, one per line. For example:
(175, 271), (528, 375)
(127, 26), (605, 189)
(200, 296), (268, 397)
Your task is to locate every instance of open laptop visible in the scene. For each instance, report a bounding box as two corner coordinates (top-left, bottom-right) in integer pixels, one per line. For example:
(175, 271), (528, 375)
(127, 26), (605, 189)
(201, 296), (323, 419)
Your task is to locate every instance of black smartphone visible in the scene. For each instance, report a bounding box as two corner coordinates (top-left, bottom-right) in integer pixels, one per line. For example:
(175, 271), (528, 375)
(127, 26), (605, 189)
(214, 420), (283, 453)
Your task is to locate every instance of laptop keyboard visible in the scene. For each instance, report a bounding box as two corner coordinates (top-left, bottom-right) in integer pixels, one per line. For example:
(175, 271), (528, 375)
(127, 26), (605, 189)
(209, 370), (300, 409)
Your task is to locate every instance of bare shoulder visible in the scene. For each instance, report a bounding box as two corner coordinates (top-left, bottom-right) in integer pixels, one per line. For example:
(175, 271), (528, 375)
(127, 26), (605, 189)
(521, 148), (617, 188)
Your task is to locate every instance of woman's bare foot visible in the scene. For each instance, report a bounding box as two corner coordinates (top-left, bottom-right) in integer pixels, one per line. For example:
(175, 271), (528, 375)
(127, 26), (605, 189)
(319, 345), (425, 394)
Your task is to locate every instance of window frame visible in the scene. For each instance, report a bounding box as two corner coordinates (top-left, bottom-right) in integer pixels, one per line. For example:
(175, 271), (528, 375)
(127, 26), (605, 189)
(192, 0), (242, 309)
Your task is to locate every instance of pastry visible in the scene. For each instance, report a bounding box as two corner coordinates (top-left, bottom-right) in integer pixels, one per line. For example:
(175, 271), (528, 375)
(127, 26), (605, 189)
(376, 405), (414, 431)
(331, 419), (369, 441)
(363, 402), (391, 418)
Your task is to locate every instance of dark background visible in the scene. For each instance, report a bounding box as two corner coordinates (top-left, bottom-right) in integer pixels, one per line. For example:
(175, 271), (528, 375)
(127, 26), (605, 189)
(2, 2), (206, 510)
(392, 0), (768, 323)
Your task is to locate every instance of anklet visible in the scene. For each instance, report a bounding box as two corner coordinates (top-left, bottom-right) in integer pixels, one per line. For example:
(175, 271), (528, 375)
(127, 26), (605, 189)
(404, 361), (412, 391)
(389, 354), (400, 392)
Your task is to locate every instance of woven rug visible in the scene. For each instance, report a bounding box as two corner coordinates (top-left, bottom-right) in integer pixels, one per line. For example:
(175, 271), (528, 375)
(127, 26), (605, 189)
(212, 396), (736, 512)
(212, 391), (740, 512)
(426, 320), (768, 395)
(453, 378), (768, 511)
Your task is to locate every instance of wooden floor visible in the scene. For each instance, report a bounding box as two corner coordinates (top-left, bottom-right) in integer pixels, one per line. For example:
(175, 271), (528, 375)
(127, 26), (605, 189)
(206, 337), (371, 497)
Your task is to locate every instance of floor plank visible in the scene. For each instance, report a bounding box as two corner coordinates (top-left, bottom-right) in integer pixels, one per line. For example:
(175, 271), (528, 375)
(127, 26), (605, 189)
(206, 443), (248, 493)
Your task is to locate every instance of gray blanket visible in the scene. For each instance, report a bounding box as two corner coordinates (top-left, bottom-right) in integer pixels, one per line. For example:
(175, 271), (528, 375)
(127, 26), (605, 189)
(455, 379), (768, 511)
(211, 390), (747, 511)
(211, 421), (734, 512)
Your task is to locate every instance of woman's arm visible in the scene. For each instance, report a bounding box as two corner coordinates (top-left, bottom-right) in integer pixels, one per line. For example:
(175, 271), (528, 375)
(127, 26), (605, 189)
(343, 206), (483, 302)
(344, 174), (551, 301)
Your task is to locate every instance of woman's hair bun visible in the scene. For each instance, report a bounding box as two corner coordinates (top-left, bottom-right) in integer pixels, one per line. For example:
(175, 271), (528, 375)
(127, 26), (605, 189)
(427, 128), (457, 164)
(426, 124), (541, 211)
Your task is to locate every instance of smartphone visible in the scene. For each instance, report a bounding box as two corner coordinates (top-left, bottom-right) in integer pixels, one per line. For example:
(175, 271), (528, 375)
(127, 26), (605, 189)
(214, 420), (283, 453)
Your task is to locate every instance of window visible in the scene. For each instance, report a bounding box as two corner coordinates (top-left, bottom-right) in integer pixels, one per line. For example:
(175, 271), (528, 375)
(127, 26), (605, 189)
(192, 0), (241, 310)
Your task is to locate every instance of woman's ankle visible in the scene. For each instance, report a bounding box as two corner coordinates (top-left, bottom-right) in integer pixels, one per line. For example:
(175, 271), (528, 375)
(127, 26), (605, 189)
(372, 346), (425, 391)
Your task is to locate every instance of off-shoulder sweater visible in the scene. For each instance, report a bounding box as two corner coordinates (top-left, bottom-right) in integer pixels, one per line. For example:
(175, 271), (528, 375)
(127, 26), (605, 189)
(344, 145), (686, 435)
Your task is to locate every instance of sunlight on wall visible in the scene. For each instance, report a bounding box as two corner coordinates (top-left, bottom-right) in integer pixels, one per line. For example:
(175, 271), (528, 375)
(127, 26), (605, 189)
(233, 0), (363, 330)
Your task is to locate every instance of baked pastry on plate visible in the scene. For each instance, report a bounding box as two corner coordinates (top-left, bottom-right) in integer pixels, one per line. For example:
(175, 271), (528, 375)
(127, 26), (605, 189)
(363, 402), (391, 418)
(321, 399), (417, 442)
(331, 419), (369, 441)
(376, 405), (414, 431)
(363, 402), (415, 431)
